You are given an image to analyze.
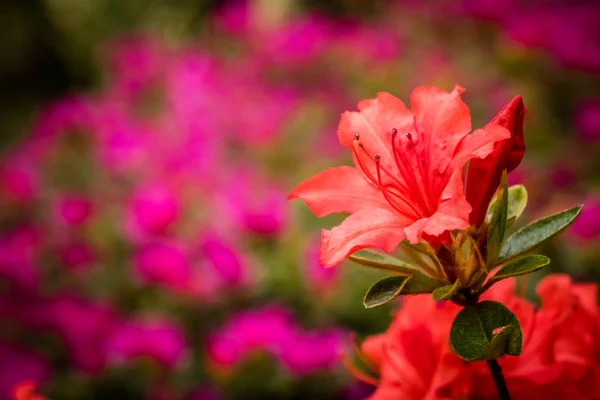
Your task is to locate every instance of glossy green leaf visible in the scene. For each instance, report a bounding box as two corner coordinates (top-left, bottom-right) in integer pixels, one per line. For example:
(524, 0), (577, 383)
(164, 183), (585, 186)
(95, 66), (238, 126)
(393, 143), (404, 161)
(363, 272), (446, 308)
(450, 300), (522, 361)
(486, 171), (508, 267)
(363, 276), (410, 308)
(349, 250), (421, 275)
(402, 272), (446, 294)
(506, 185), (528, 225)
(484, 254), (550, 290)
(431, 279), (462, 301)
(500, 205), (583, 260)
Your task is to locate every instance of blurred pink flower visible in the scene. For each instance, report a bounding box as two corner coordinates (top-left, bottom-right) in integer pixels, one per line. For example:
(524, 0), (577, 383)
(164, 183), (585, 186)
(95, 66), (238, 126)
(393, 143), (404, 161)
(92, 105), (154, 174)
(549, 165), (576, 189)
(126, 184), (180, 239)
(206, 306), (296, 368)
(460, 0), (517, 22)
(0, 158), (38, 205)
(0, 342), (50, 400)
(31, 96), (93, 140)
(198, 232), (250, 287)
(570, 197), (600, 242)
(134, 240), (191, 289)
(106, 37), (165, 99)
(0, 225), (41, 292)
(305, 243), (338, 294)
(47, 295), (118, 373)
(54, 194), (94, 227)
(214, 0), (250, 35)
(58, 240), (95, 270)
(258, 16), (335, 66)
(278, 329), (345, 375)
(219, 171), (288, 236)
(207, 305), (344, 375)
(505, 5), (600, 72)
(107, 319), (187, 368)
(339, 25), (401, 63)
(575, 99), (600, 142)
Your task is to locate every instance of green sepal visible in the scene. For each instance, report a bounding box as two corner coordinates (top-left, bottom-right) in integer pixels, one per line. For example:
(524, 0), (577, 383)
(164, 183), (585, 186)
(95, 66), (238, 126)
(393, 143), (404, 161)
(500, 205), (583, 260)
(506, 185), (528, 226)
(484, 254), (550, 290)
(486, 184), (528, 227)
(431, 279), (462, 301)
(450, 300), (522, 361)
(363, 272), (446, 309)
(486, 171), (508, 267)
(349, 250), (421, 275)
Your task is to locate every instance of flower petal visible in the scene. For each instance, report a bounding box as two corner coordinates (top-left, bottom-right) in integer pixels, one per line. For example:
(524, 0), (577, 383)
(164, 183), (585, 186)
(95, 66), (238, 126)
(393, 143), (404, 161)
(423, 200), (471, 238)
(320, 208), (408, 267)
(410, 85), (472, 176)
(404, 218), (428, 244)
(289, 166), (390, 217)
(487, 95), (526, 172)
(454, 125), (512, 168)
(465, 96), (526, 227)
(338, 92), (414, 177)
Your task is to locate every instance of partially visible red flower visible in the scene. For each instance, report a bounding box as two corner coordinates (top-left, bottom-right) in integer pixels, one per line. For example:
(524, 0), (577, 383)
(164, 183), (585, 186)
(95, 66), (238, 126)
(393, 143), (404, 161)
(465, 96), (526, 227)
(359, 296), (470, 399)
(356, 275), (600, 400)
(12, 381), (48, 400)
(290, 85), (511, 266)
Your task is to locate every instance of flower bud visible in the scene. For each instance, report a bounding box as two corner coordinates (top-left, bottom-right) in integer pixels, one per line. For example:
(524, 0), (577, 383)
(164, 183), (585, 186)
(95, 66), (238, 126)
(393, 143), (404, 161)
(451, 233), (486, 288)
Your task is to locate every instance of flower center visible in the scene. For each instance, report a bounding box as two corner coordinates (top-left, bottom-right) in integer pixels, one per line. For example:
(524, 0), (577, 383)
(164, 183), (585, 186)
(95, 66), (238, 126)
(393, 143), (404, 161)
(352, 133), (423, 219)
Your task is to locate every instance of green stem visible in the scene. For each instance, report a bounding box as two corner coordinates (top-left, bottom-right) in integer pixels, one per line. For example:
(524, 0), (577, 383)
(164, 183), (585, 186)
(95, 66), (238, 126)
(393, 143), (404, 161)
(486, 359), (512, 400)
(463, 291), (512, 400)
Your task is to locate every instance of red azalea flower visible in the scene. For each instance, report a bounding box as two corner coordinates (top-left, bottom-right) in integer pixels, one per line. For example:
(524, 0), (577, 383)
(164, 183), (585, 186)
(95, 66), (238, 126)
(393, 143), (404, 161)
(359, 297), (470, 400)
(12, 381), (48, 400)
(465, 96), (526, 227)
(355, 275), (600, 400)
(290, 85), (511, 266)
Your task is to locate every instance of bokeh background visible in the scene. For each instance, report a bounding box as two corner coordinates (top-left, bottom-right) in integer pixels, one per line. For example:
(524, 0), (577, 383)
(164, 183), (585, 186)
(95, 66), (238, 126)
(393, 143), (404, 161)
(1, 0), (599, 399)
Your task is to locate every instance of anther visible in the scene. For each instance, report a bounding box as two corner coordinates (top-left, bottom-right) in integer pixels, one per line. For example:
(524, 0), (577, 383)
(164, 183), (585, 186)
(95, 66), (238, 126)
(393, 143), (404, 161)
(406, 133), (412, 141)
(391, 128), (398, 137)
(354, 133), (360, 141)
(374, 154), (381, 163)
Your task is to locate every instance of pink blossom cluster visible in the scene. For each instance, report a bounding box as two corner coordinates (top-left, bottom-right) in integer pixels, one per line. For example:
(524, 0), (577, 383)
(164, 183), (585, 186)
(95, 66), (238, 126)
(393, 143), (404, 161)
(207, 305), (345, 376)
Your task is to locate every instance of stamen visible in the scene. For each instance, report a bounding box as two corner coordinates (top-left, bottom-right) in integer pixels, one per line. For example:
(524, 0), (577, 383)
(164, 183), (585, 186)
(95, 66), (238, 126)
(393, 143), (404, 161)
(352, 141), (378, 186)
(353, 135), (421, 218)
(374, 155), (406, 215)
(389, 128), (430, 216)
(354, 133), (360, 141)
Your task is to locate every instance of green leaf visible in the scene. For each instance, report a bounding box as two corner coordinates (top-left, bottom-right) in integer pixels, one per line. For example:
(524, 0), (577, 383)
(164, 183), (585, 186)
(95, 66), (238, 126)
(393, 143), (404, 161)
(349, 250), (421, 275)
(506, 185), (528, 225)
(402, 272), (446, 294)
(484, 254), (550, 289)
(363, 272), (446, 308)
(500, 205), (583, 260)
(363, 276), (410, 308)
(431, 279), (462, 301)
(450, 300), (522, 361)
(486, 171), (508, 267)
